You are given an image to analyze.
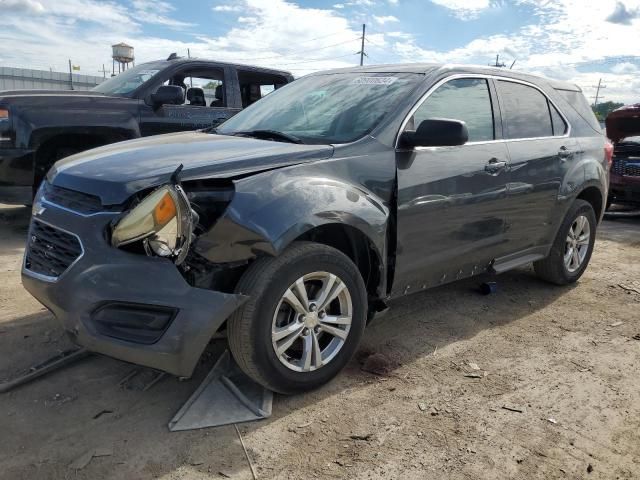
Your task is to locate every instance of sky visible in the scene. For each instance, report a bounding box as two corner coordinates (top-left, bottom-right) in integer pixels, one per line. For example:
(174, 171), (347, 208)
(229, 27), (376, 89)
(1, 0), (640, 103)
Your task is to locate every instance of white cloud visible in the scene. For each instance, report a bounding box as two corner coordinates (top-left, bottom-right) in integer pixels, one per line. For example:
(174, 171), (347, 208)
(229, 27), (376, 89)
(131, 0), (194, 28)
(0, 0), (44, 13)
(213, 4), (244, 12)
(429, 0), (491, 20)
(373, 15), (399, 24)
(611, 62), (639, 74)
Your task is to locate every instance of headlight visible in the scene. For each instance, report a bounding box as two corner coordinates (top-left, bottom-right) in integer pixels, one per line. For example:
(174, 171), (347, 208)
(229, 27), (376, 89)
(111, 184), (193, 265)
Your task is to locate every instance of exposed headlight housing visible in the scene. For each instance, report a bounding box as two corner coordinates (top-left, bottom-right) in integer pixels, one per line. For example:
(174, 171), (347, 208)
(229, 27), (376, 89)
(111, 184), (194, 265)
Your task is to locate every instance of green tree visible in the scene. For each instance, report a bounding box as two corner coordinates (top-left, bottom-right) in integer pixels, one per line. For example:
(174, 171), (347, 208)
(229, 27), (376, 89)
(203, 80), (221, 90)
(592, 101), (624, 121)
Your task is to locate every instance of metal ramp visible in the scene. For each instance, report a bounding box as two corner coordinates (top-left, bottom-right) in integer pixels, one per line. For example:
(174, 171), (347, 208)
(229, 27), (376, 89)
(0, 347), (273, 431)
(169, 350), (273, 431)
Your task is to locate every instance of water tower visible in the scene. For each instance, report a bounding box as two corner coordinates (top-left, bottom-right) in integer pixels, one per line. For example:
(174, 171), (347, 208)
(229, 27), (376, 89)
(112, 43), (134, 75)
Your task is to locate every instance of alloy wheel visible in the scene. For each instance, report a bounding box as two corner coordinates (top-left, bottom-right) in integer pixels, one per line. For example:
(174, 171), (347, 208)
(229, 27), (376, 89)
(271, 271), (353, 372)
(564, 214), (590, 273)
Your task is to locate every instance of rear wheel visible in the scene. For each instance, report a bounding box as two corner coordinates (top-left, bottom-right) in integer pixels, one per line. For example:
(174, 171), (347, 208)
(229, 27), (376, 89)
(227, 242), (367, 394)
(534, 199), (596, 285)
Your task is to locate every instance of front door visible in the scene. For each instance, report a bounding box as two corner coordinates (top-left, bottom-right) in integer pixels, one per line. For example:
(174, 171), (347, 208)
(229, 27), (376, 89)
(393, 77), (512, 296)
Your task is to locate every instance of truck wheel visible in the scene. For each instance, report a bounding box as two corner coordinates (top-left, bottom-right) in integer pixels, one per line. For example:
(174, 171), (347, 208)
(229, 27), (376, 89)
(227, 242), (367, 394)
(534, 199), (597, 285)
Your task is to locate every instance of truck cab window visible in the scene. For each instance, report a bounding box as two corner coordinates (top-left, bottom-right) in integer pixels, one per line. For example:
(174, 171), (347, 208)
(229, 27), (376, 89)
(238, 70), (288, 107)
(165, 68), (226, 107)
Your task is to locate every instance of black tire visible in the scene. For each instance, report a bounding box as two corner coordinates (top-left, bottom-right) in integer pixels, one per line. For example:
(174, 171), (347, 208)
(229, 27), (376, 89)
(534, 199), (597, 285)
(227, 241), (367, 394)
(32, 146), (82, 198)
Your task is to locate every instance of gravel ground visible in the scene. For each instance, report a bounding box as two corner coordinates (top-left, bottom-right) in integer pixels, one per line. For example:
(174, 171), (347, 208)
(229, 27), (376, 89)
(0, 204), (638, 480)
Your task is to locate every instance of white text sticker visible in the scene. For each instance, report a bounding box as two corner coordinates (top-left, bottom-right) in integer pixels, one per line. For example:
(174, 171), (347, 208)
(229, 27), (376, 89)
(351, 76), (398, 86)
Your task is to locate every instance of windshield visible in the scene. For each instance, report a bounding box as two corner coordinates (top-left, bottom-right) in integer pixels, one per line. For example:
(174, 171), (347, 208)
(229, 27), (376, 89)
(91, 62), (166, 96)
(217, 72), (423, 144)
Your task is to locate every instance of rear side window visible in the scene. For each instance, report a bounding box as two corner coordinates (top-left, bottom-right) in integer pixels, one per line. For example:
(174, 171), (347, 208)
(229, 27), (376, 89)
(555, 89), (601, 133)
(412, 78), (494, 142)
(550, 103), (567, 136)
(497, 80), (553, 139)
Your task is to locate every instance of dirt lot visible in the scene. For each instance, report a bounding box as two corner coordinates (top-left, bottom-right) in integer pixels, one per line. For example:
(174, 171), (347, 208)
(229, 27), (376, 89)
(0, 204), (639, 480)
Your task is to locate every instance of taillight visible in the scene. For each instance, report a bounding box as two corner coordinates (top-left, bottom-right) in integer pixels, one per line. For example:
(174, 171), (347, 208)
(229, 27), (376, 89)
(604, 141), (614, 169)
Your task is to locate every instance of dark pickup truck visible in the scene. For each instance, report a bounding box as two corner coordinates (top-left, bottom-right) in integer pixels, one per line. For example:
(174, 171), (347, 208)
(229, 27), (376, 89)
(0, 55), (293, 204)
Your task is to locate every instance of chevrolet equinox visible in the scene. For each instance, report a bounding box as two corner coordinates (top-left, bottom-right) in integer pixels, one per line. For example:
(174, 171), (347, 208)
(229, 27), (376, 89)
(22, 64), (610, 394)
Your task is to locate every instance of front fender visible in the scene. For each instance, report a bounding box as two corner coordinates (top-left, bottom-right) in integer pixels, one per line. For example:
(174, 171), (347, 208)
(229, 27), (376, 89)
(193, 167), (390, 266)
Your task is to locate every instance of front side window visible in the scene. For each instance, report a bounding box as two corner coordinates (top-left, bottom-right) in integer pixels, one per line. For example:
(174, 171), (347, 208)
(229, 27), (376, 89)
(411, 78), (495, 142)
(164, 68), (226, 107)
(217, 72), (423, 144)
(497, 81), (554, 139)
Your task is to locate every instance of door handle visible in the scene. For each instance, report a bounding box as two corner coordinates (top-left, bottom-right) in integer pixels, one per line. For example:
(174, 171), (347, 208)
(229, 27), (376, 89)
(558, 146), (574, 160)
(485, 158), (507, 174)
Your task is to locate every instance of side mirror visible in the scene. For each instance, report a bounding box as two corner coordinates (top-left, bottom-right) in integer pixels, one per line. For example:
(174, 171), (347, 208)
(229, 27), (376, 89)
(400, 118), (469, 148)
(150, 85), (184, 108)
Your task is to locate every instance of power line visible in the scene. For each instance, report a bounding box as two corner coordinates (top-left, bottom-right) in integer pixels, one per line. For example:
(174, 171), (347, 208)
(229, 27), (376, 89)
(237, 37), (361, 62)
(272, 52), (358, 66)
(296, 30), (360, 44)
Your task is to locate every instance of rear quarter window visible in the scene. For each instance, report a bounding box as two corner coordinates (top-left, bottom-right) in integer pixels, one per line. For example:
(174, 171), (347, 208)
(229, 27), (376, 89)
(554, 89), (602, 134)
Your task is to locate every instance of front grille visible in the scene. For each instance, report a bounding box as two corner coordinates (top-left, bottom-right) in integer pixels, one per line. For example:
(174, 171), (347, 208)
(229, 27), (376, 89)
(42, 182), (104, 215)
(612, 159), (640, 177)
(25, 220), (83, 279)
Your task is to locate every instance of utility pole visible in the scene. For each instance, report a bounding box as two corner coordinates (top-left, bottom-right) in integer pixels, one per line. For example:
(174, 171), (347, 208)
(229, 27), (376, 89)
(359, 24), (366, 66)
(592, 78), (606, 106)
(99, 64), (108, 78)
(489, 54), (506, 68)
(68, 59), (74, 90)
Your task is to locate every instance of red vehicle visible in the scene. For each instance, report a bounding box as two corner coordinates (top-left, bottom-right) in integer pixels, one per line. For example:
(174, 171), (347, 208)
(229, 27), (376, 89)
(606, 104), (640, 208)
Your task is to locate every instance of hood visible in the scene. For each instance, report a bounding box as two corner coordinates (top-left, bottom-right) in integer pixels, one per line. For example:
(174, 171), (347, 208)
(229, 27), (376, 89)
(0, 89), (106, 99)
(605, 104), (640, 143)
(49, 132), (334, 205)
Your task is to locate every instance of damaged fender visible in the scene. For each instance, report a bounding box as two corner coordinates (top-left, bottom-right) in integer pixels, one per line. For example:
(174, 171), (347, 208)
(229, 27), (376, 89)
(193, 163), (391, 295)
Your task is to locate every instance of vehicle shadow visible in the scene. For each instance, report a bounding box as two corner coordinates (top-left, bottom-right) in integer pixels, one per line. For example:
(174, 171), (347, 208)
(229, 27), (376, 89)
(601, 207), (640, 247)
(0, 259), (574, 479)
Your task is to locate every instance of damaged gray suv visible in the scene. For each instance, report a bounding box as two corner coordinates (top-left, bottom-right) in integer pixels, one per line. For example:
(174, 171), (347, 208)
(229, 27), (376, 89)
(22, 64), (609, 394)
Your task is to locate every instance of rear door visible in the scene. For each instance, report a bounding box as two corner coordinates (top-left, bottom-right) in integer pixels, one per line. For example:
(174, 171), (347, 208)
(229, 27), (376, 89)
(393, 77), (512, 296)
(494, 79), (578, 254)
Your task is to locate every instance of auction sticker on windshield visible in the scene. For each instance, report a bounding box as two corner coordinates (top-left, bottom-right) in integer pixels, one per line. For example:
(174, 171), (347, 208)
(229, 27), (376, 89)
(351, 76), (398, 86)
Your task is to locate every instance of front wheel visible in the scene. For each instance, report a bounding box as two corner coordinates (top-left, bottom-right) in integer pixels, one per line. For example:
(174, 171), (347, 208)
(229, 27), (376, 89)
(227, 242), (367, 394)
(534, 199), (597, 285)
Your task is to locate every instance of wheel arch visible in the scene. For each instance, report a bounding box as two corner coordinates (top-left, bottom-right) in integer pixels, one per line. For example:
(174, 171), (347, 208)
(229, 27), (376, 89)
(576, 184), (604, 223)
(293, 223), (385, 300)
(32, 127), (139, 183)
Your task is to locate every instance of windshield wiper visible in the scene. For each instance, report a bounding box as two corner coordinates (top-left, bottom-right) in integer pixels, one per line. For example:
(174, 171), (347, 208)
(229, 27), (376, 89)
(232, 129), (304, 144)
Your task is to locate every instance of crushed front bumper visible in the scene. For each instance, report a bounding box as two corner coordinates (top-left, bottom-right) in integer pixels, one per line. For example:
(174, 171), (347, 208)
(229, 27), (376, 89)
(21, 198), (247, 378)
